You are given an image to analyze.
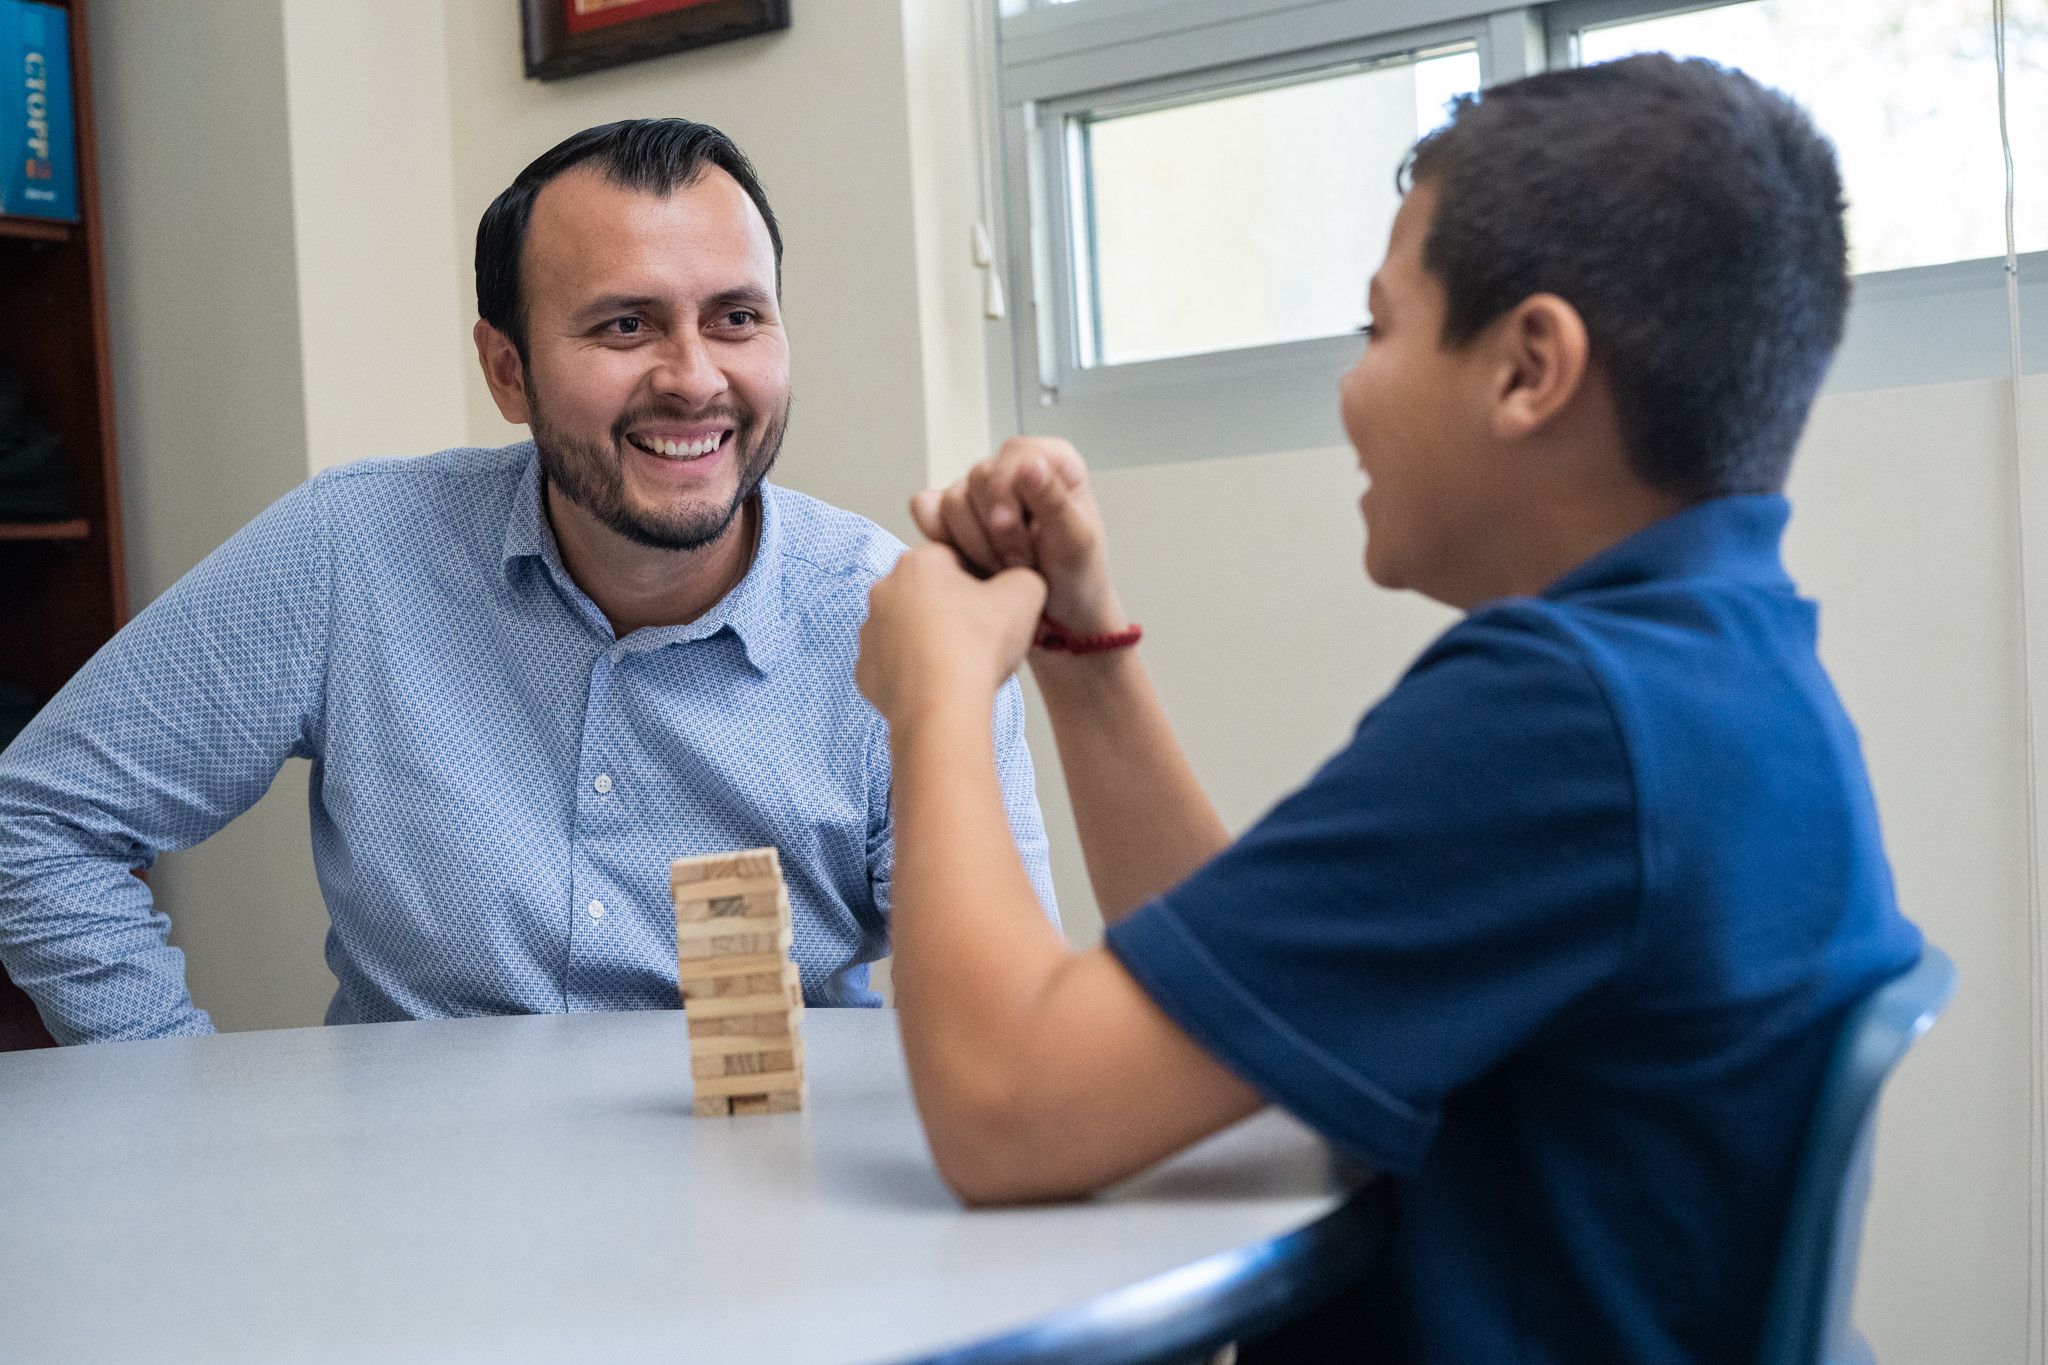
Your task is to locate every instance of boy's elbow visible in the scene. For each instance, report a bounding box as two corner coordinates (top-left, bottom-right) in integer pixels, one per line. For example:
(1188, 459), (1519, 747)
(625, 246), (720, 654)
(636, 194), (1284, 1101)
(921, 1081), (1105, 1207)
(930, 1127), (1097, 1207)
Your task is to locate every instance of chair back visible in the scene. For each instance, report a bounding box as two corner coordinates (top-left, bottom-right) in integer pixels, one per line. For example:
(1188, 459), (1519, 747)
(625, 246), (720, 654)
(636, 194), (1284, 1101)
(1756, 945), (1956, 1365)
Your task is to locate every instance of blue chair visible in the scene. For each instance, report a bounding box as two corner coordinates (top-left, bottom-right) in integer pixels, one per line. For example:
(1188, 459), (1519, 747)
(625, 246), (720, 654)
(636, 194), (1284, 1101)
(1757, 945), (1957, 1365)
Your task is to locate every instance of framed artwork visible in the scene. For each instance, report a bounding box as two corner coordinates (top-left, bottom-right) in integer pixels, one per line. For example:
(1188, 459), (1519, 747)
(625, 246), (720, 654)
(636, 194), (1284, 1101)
(521, 0), (790, 82)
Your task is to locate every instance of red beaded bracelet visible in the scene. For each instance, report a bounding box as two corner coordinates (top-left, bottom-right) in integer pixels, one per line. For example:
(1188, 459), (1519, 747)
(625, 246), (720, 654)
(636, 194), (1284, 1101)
(1033, 615), (1143, 654)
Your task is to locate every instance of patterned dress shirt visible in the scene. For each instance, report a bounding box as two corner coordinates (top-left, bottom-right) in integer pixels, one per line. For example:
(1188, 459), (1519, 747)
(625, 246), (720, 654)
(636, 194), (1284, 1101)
(0, 443), (1056, 1043)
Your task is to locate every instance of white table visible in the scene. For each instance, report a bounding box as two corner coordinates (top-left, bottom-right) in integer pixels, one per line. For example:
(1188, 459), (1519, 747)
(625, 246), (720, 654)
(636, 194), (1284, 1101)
(0, 1009), (1381, 1363)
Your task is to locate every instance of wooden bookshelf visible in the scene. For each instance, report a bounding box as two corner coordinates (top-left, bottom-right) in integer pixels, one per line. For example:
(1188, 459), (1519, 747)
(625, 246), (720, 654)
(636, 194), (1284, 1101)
(0, 215), (72, 244)
(0, 519), (90, 541)
(0, 0), (122, 1050)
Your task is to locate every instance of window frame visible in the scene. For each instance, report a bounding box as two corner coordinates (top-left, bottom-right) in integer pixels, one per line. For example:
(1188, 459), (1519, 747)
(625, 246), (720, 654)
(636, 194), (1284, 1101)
(986, 0), (2044, 472)
(1040, 24), (1490, 378)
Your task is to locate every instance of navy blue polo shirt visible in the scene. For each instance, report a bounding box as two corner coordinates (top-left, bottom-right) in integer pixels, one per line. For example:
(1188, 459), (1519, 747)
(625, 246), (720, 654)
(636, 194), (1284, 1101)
(1106, 495), (1921, 1364)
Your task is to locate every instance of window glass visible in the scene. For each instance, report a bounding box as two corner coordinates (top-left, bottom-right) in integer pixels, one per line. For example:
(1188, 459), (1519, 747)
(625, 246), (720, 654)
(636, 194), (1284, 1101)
(1576, 0), (2048, 274)
(1074, 46), (1481, 368)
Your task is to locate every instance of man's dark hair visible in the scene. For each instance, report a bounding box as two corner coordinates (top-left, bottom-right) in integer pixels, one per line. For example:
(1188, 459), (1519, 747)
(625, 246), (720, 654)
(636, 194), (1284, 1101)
(475, 118), (783, 360)
(1403, 54), (1848, 500)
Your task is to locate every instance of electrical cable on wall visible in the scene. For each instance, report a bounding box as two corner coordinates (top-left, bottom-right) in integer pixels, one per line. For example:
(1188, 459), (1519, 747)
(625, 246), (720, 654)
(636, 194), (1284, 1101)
(967, 0), (1008, 321)
(1991, 2), (2045, 1360)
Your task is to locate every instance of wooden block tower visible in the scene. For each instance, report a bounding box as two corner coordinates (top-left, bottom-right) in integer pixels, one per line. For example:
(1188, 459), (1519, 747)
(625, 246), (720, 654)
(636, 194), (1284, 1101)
(671, 847), (806, 1116)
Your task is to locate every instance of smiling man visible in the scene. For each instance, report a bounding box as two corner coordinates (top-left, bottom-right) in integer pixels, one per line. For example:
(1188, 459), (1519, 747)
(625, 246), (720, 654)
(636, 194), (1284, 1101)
(0, 119), (1055, 1043)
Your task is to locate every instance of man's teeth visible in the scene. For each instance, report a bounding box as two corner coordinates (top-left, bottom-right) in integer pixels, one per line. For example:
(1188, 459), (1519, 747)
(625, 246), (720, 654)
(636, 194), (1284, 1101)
(639, 433), (723, 458)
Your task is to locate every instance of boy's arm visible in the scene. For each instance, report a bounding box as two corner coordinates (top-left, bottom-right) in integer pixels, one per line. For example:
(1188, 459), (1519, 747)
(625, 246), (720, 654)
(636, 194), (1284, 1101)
(861, 550), (1261, 1205)
(1028, 648), (1227, 922)
(913, 439), (1229, 920)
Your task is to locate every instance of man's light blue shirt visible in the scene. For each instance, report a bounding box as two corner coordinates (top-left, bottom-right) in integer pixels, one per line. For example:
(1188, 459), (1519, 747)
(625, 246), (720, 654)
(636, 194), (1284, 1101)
(0, 443), (1056, 1043)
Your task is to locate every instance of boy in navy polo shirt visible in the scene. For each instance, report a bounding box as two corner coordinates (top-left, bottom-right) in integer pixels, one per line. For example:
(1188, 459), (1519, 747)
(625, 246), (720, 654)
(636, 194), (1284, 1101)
(853, 55), (1922, 1363)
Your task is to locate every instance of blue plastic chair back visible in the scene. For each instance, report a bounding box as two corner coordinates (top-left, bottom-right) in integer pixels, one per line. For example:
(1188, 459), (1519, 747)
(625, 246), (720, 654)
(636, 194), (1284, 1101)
(1756, 945), (1956, 1365)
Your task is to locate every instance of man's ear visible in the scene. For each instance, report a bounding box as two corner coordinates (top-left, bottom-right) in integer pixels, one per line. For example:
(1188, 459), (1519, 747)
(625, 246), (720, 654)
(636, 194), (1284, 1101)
(474, 318), (532, 426)
(1485, 294), (1590, 443)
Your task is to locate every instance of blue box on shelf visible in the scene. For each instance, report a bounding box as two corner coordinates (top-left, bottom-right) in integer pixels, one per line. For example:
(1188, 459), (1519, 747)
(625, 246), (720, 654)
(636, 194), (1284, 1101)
(0, 0), (76, 223)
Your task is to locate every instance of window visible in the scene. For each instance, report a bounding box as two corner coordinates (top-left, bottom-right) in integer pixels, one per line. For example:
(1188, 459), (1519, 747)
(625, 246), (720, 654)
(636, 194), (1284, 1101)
(1561, 0), (2047, 275)
(1078, 45), (1479, 367)
(988, 0), (2046, 469)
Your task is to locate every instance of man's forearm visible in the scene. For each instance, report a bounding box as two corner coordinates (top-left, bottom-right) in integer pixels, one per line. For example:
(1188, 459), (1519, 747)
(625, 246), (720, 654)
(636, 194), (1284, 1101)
(0, 801), (213, 1043)
(1029, 649), (1229, 921)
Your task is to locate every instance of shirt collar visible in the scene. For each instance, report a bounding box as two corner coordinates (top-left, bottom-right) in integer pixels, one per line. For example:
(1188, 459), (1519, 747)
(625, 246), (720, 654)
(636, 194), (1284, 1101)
(1542, 493), (1795, 601)
(500, 443), (790, 674)
(500, 443), (551, 568)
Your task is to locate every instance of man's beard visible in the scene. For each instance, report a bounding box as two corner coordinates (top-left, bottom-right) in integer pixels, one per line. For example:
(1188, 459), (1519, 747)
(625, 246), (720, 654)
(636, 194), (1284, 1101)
(529, 388), (789, 552)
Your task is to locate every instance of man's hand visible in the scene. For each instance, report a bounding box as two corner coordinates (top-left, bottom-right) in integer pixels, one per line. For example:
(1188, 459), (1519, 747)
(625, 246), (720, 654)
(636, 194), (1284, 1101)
(857, 545), (1047, 727)
(910, 438), (1129, 639)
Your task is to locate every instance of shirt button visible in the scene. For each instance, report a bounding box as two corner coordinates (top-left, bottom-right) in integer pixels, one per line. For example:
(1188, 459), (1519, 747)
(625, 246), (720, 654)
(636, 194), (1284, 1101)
(593, 773), (613, 794)
(588, 900), (606, 919)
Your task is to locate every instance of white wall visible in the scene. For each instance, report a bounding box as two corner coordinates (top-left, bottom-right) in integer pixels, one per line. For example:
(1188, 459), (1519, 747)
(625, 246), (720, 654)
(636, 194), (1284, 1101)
(84, 2), (2042, 1357)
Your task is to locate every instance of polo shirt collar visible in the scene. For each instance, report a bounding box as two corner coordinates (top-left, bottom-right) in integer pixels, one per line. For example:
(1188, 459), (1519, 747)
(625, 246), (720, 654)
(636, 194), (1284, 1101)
(499, 444), (790, 674)
(1542, 493), (1795, 601)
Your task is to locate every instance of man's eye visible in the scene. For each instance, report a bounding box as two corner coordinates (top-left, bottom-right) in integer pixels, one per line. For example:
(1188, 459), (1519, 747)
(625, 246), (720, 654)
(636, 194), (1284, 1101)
(608, 317), (644, 336)
(722, 310), (758, 328)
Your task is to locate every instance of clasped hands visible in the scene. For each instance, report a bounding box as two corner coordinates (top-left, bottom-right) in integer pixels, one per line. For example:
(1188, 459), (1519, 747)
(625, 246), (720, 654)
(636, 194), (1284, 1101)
(855, 437), (1129, 727)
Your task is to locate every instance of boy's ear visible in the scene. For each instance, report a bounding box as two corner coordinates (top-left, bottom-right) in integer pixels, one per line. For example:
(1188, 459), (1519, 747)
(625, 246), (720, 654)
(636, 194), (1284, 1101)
(1486, 293), (1590, 443)
(474, 319), (533, 425)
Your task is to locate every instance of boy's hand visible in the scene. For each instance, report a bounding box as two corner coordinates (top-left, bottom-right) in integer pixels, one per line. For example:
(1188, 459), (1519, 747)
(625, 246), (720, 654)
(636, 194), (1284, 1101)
(910, 438), (1130, 639)
(857, 545), (1047, 726)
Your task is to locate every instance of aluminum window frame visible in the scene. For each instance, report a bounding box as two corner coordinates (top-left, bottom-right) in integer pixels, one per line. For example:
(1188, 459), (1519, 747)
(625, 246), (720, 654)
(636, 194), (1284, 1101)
(987, 0), (2039, 471)
(1038, 24), (1492, 380)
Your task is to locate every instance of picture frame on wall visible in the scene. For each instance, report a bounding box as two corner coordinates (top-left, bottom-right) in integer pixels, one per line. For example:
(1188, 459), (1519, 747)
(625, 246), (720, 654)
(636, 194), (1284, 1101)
(521, 0), (790, 82)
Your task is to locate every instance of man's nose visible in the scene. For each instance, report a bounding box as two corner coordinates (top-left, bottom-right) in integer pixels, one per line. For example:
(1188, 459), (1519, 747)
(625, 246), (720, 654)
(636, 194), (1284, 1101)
(650, 331), (730, 407)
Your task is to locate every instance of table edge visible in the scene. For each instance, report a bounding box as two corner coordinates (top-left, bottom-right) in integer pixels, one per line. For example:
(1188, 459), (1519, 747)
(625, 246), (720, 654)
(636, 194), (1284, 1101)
(896, 1184), (1388, 1365)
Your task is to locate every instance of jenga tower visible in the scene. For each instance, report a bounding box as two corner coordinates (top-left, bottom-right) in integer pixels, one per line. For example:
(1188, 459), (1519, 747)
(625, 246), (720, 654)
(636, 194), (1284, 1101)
(671, 847), (806, 1116)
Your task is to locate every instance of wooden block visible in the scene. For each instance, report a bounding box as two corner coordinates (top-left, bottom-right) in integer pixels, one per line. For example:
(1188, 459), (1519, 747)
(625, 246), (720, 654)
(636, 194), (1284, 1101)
(676, 921), (792, 961)
(691, 1047), (799, 1080)
(674, 882), (784, 921)
(728, 1089), (802, 1116)
(678, 935), (785, 963)
(676, 914), (790, 941)
(674, 951), (790, 979)
(679, 967), (800, 1005)
(693, 1094), (735, 1117)
(677, 956), (796, 999)
(675, 961), (794, 1002)
(691, 1031), (803, 1059)
(693, 1067), (804, 1099)
(671, 848), (781, 889)
(680, 970), (789, 1001)
(696, 1015), (806, 1047)
(681, 990), (798, 1021)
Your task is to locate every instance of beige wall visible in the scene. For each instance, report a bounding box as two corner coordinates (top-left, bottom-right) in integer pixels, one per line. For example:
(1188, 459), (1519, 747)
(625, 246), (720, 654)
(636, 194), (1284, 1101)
(281, 0), (470, 472)
(84, 1), (2042, 1357)
(1787, 378), (2040, 1362)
